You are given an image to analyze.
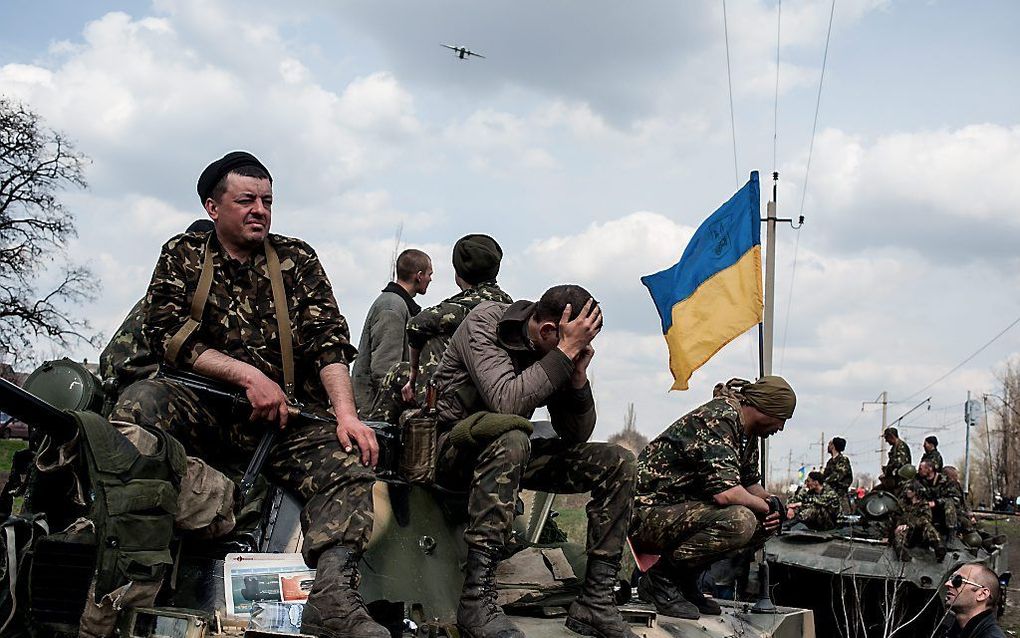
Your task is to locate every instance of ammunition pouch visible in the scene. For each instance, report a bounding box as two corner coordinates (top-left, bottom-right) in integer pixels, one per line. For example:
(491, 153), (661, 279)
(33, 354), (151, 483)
(75, 411), (186, 600)
(399, 409), (437, 485)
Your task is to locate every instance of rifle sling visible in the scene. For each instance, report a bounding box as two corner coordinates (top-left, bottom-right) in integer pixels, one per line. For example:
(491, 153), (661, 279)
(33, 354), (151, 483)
(164, 236), (296, 399)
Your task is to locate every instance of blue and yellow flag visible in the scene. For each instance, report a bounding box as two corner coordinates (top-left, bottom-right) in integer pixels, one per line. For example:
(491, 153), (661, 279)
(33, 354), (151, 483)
(641, 171), (763, 390)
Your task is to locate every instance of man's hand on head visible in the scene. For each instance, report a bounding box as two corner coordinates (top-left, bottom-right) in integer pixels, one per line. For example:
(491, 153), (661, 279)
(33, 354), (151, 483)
(243, 368), (291, 429)
(556, 298), (603, 360)
(335, 414), (380, 468)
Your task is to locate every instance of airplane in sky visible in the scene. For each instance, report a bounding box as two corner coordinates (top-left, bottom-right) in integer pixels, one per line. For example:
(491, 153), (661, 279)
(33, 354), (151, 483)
(440, 44), (486, 60)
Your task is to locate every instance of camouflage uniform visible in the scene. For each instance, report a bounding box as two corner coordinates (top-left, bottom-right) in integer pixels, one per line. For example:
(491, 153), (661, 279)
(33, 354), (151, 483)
(883, 439), (912, 485)
(110, 231), (374, 566)
(922, 448), (944, 473)
(430, 300), (636, 562)
(789, 484), (840, 530)
(922, 473), (961, 534)
(364, 281), (511, 423)
(99, 298), (158, 398)
(823, 453), (853, 497)
(630, 384), (767, 571)
(890, 499), (943, 557)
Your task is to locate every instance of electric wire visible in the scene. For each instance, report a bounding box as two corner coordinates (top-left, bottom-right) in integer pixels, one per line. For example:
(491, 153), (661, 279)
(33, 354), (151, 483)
(902, 313), (1020, 402)
(722, 0), (739, 186)
(778, 0), (835, 372)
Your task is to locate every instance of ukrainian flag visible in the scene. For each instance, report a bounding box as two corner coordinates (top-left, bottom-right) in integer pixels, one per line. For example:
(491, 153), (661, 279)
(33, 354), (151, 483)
(641, 171), (763, 390)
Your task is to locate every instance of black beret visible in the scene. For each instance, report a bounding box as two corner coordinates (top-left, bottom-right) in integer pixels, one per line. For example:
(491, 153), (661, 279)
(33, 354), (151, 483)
(831, 437), (846, 452)
(197, 151), (272, 203)
(453, 234), (503, 285)
(925, 435), (938, 447)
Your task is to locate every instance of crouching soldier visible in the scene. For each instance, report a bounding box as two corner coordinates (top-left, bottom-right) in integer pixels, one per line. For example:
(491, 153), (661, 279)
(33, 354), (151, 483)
(630, 376), (796, 619)
(430, 285), (638, 638)
(786, 471), (840, 531)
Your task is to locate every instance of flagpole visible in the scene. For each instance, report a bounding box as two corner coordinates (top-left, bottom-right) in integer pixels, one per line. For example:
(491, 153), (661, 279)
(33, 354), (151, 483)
(760, 171), (779, 488)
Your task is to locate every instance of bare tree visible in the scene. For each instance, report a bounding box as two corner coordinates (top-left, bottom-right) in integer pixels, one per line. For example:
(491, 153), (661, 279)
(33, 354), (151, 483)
(0, 97), (99, 363)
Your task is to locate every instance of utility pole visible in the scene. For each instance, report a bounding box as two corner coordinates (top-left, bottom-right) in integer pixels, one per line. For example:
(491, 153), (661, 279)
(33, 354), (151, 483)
(786, 449), (793, 486)
(862, 391), (889, 467)
(984, 396), (995, 507)
(964, 391), (972, 495)
(820, 431), (825, 467)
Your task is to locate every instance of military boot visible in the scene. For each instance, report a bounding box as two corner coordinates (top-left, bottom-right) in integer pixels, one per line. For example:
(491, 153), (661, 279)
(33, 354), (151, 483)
(458, 548), (525, 638)
(676, 570), (721, 616)
(636, 561), (699, 620)
(301, 546), (389, 638)
(565, 558), (639, 638)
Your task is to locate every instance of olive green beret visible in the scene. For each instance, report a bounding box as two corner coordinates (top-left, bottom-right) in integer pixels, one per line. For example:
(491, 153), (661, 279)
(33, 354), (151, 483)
(453, 234), (503, 285)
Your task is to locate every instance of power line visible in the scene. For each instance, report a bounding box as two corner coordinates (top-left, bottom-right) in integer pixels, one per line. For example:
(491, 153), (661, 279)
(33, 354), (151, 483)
(902, 313), (1020, 401)
(798, 0), (836, 219)
(722, 0), (739, 186)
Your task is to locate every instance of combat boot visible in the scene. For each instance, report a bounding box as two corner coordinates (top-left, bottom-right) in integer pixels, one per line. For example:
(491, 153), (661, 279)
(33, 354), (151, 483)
(636, 561), (699, 620)
(676, 570), (721, 616)
(565, 558), (639, 638)
(458, 548), (525, 638)
(301, 546), (389, 638)
(934, 545), (947, 563)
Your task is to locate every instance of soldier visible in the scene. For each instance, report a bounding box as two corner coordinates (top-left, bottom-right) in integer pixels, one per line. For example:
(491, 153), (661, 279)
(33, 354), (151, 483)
(351, 248), (431, 415)
(787, 471), (840, 531)
(99, 219), (215, 401)
(364, 234), (511, 423)
(822, 436), (853, 508)
(881, 427), (912, 490)
(943, 466), (977, 531)
(922, 435), (944, 473)
(890, 481), (946, 562)
(631, 376), (795, 620)
(430, 285), (638, 638)
(109, 152), (386, 638)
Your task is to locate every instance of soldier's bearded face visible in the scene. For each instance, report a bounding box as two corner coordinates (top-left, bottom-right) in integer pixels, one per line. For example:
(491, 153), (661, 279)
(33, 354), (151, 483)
(209, 174), (273, 252)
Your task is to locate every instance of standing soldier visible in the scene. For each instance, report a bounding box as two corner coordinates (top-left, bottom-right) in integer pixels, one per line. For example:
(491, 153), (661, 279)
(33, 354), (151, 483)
(787, 471), (841, 530)
(881, 427), (912, 490)
(631, 376), (795, 619)
(822, 436), (853, 508)
(922, 435), (944, 473)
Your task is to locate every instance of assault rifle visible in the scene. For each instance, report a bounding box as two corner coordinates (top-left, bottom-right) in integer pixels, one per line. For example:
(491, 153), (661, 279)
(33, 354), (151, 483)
(0, 376), (77, 443)
(156, 366), (337, 502)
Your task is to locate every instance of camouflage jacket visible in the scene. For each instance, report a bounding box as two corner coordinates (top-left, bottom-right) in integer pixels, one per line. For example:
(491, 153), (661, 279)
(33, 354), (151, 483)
(405, 281), (511, 403)
(143, 231), (357, 404)
(635, 388), (760, 508)
(823, 453), (853, 495)
(884, 439), (911, 478)
(921, 448), (944, 473)
(100, 297), (158, 393)
(790, 484), (841, 527)
(896, 499), (934, 527)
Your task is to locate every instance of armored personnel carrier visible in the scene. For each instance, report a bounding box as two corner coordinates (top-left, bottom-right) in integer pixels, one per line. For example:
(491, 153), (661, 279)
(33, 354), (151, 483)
(765, 490), (1009, 638)
(0, 359), (815, 637)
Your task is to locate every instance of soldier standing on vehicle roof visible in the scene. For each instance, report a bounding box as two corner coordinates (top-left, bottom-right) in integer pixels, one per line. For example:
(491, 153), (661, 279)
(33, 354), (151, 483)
(109, 151), (386, 638)
(881, 427), (912, 490)
(922, 435), (944, 473)
(351, 248), (431, 416)
(364, 234), (511, 424)
(786, 471), (841, 531)
(631, 376), (795, 620)
(430, 285), (638, 638)
(823, 436), (853, 510)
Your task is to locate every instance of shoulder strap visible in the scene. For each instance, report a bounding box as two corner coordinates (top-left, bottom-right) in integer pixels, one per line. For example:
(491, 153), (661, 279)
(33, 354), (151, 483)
(165, 234), (215, 365)
(264, 239), (295, 399)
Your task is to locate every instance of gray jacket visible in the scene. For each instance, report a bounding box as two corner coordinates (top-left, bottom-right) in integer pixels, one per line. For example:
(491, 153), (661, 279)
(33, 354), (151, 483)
(431, 300), (596, 444)
(352, 285), (416, 413)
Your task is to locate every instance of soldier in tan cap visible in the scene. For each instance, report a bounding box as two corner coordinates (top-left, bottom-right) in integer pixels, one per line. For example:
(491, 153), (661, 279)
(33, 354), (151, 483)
(631, 376), (796, 619)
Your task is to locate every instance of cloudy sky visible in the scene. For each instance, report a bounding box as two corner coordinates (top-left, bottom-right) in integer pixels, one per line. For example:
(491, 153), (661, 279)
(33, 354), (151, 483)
(2, 0), (1019, 487)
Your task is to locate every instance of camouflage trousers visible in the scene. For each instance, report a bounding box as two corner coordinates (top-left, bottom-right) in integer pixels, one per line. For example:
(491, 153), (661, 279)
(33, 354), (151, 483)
(629, 502), (769, 571)
(111, 379), (376, 564)
(934, 500), (959, 533)
(797, 505), (837, 531)
(437, 428), (636, 562)
(362, 361), (412, 424)
(891, 516), (943, 553)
